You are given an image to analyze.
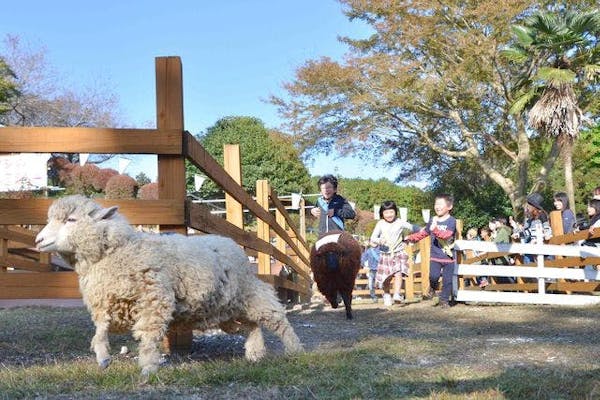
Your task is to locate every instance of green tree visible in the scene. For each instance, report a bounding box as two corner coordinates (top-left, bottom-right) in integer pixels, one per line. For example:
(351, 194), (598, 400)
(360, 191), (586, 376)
(547, 124), (600, 210)
(337, 177), (430, 223)
(135, 172), (152, 187)
(272, 0), (597, 216)
(502, 8), (600, 211)
(0, 57), (18, 115)
(1, 35), (123, 166)
(187, 116), (313, 198)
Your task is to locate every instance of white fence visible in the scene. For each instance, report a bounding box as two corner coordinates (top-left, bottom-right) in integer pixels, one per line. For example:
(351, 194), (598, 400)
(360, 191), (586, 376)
(452, 238), (600, 306)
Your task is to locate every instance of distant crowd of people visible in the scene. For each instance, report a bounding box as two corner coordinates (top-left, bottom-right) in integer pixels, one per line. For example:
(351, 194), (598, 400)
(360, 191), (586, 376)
(311, 174), (600, 310)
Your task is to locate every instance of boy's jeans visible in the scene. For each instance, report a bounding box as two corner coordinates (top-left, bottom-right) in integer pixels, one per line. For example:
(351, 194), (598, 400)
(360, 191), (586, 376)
(367, 270), (377, 299)
(429, 260), (454, 303)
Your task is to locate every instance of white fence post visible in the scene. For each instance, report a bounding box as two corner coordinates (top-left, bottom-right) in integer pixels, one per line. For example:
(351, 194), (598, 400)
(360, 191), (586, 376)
(535, 227), (546, 295)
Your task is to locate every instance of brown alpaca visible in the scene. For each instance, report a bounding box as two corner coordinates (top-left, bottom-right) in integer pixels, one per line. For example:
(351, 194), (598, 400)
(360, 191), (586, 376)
(310, 231), (361, 319)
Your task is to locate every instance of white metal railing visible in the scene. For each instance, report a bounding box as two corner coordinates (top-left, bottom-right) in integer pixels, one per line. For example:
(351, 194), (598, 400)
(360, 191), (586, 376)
(452, 233), (600, 306)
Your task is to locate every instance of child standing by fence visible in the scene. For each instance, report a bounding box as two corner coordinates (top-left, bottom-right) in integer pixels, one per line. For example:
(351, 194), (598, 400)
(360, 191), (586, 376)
(407, 194), (457, 308)
(553, 192), (576, 234)
(371, 200), (419, 306)
(360, 241), (381, 303)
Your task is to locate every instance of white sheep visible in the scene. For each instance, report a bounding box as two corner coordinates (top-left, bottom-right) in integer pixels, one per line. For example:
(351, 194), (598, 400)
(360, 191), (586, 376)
(35, 195), (303, 376)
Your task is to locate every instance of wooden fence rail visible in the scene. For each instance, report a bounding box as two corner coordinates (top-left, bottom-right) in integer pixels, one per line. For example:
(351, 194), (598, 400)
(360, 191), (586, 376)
(0, 56), (311, 309)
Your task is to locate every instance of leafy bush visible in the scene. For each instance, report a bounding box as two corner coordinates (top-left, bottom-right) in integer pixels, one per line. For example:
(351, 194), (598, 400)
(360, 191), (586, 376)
(105, 174), (137, 199)
(92, 168), (118, 191)
(0, 190), (36, 199)
(137, 182), (158, 200)
(60, 164), (100, 196)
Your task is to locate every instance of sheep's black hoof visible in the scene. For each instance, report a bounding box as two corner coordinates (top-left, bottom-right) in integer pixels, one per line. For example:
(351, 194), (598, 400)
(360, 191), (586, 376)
(331, 300), (339, 308)
(346, 312), (353, 320)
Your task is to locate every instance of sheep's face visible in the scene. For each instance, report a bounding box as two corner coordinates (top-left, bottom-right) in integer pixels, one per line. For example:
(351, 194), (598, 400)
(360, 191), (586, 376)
(35, 195), (119, 254)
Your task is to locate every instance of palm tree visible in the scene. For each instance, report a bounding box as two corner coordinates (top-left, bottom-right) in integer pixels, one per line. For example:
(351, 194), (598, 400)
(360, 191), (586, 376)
(502, 8), (600, 210)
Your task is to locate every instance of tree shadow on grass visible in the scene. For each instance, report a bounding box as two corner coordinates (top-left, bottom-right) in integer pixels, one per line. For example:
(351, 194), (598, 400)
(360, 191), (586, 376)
(382, 365), (600, 399)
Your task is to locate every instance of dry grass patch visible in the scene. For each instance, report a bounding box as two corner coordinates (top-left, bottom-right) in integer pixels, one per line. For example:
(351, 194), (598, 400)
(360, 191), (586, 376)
(0, 301), (599, 399)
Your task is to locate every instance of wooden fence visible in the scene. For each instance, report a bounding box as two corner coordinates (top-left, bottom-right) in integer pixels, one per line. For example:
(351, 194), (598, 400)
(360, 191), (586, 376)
(0, 57), (311, 310)
(454, 211), (600, 305)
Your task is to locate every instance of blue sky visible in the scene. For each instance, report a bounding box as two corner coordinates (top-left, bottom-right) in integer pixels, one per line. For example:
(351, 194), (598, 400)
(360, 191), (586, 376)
(2, 1), (402, 183)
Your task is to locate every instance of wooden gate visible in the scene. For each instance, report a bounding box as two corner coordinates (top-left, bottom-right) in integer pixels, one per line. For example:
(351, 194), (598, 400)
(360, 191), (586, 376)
(0, 56), (311, 305)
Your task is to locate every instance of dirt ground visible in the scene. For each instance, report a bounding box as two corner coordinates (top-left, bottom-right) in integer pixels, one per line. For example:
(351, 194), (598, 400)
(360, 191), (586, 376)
(191, 295), (600, 368)
(1, 296), (599, 371)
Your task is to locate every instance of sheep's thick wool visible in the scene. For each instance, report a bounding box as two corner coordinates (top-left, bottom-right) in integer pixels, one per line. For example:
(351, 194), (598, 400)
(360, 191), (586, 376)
(36, 195), (303, 377)
(310, 231), (361, 319)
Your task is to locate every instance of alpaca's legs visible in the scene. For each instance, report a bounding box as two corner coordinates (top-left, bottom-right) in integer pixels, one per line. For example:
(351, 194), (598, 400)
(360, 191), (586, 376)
(90, 317), (111, 369)
(340, 291), (353, 320)
(244, 324), (266, 362)
(244, 291), (303, 356)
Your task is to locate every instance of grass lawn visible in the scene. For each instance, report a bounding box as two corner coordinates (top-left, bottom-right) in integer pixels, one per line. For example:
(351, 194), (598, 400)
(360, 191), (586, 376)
(0, 301), (599, 399)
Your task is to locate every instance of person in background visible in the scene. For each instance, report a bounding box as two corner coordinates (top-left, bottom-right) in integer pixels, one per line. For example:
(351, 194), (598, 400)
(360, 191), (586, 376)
(464, 228), (486, 288)
(371, 200), (419, 306)
(489, 216), (514, 284)
(360, 241), (381, 303)
(479, 226), (492, 242)
(310, 174), (356, 235)
(512, 192), (552, 264)
(492, 217), (513, 244)
(553, 192), (576, 234)
(582, 199), (600, 274)
(586, 199), (600, 239)
(465, 228), (479, 241)
(593, 187), (600, 201)
(406, 194), (457, 308)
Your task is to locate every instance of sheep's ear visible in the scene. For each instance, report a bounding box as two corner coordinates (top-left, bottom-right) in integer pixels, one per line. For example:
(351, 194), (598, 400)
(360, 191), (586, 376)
(89, 206), (119, 221)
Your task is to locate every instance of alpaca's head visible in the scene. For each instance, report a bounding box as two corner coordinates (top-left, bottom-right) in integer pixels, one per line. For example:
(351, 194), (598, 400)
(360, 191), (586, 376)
(35, 195), (126, 259)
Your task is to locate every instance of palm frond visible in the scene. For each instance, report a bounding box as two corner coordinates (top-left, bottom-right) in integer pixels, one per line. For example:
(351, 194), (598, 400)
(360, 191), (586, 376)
(565, 10), (600, 35)
(525, 12), (562, 36)
(582, 64), (600, 81)
(535, 67), (576, 85)
(510, 25), (534, 47)
(528, 84), (582, 138)
(500, 47), (529, 64)
(509, 89), (537, 115)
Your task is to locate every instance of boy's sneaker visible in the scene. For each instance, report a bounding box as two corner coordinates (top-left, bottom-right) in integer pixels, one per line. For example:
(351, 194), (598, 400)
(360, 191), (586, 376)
(383, 293), (393, 307)
(371, 297), (378, 303)
(439, 301), (450, 309)
(422, 288), (436, 300)
(393, 293), (404, 303)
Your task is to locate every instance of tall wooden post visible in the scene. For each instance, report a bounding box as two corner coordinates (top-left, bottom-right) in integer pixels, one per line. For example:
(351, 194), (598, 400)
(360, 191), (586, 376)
(256, 180), (271, 275)
(299, 197), (306, 240)
(549, 210), (569, 293)
(156, 56), (191, 353)
(0, 236), (7, 273)
(224, 144), (243, 229)
(405, 244), (415, 300)
(420, 236), (431, 296)
(275, 208), (288, 300)
(455, 219), (464, 289)
(275, 209), (287, 258)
